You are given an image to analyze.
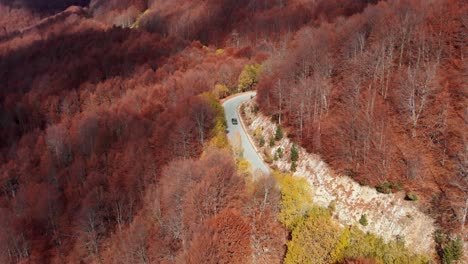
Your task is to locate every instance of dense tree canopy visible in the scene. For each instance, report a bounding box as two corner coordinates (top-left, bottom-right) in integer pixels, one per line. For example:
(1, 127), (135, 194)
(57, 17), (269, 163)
(257, 0), (467, 235)
(0, 0), (464, 263)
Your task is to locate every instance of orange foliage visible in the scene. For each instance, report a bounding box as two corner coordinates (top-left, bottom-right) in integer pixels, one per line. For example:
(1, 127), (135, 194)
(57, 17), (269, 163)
(0, 14), (253, 261)
(185, 209), (252, 264)
(257, 0), (467, 234)
(3, 0), (458, 262)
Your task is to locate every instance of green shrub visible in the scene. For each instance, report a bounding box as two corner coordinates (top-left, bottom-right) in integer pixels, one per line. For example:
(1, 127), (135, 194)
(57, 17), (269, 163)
(435, 229), (446, 244)
(376, 182), (392, 194)
(376, 182), (402, 194)
(259, 137), (265, 147)
(359, 214), (368, 226)
(291, 161), (297, 172)
(375, 182), (403, 194)
(291, 143), (299, 162)
(269, 137), (276, 147)
(276, 147), (284, 158)
(442, 236), (463, 264)
(405, 193), (418, 201)
(275, 125), (283, 141)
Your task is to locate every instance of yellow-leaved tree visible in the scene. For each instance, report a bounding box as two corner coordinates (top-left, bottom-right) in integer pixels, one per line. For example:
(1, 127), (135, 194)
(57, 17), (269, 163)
(276, 173), (313, 230)
(330, 226), (351, 263)
(202, 92), (229, 149)
(237, 64), (261, 92)
(284, 207), (341, 264)
(237, 159), (252, 175)
(214, 83), (229, 99)
(275, 171), (429, 264)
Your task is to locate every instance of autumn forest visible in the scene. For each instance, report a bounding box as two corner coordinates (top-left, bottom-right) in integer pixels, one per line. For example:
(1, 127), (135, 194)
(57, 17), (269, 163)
(0, 0), (466, 263)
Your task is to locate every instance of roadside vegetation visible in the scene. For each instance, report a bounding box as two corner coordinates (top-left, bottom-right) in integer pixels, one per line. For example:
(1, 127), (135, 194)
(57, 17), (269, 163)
(256, 0), (467, 240)
(275, 172), (430, 264)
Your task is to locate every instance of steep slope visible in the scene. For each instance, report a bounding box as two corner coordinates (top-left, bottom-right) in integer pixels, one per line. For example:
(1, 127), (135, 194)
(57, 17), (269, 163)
(243, 99), (435, 254)
(0, 4), (269, 261)
(256, 0), (467, 236)
(0, 0), (464, 263)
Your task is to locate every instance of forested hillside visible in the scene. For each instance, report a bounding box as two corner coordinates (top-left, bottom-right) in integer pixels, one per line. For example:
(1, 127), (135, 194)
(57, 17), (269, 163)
(256, 0), (467, 235)
(0, 0), (465, 263)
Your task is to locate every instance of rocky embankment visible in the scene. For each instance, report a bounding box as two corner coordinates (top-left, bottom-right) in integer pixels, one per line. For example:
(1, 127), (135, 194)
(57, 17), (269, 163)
(241, 100), (436, 255)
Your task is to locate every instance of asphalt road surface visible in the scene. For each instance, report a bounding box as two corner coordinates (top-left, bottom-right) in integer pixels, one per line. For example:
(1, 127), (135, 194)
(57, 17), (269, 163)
(223, 92), (270, 176)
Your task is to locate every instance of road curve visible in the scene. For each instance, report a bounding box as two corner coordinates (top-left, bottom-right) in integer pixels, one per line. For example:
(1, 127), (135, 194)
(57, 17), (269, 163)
(223, 92), (270, 176)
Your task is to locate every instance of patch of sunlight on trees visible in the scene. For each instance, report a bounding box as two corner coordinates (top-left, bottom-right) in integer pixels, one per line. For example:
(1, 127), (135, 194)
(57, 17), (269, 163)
(276, 172), (430, 264)
(215, 49), (225, 55)
(275, 172), (313, 230)
(130, 9), (150, 28)
(285, 206), (341, 264)
(204, 92), (229, 149)
(330, 226), (351, 263)
(237, 64), (261, 92)
(343, 226), (429, 264)
(214, 84), (229, 99)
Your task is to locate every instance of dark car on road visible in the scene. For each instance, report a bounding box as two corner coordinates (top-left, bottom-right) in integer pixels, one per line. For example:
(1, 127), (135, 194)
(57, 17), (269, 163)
(231, 118), (238, 125)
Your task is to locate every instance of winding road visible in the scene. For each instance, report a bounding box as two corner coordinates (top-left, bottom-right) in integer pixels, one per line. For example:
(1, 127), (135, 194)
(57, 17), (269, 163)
(223, 92), (270, 176)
